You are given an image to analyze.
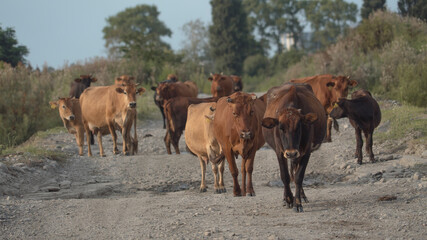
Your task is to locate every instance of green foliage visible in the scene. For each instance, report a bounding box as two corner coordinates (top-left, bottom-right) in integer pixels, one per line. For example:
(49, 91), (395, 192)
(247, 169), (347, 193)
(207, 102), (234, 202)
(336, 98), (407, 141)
(361, 0), (386, 19)
(209, 0), (250, 75)
(243, 54), (269, 76)
(271, 48), (304, 72)
(0, 25), (29, 67)
(398, 0), (427, 22)
(102, 4), (172, 65)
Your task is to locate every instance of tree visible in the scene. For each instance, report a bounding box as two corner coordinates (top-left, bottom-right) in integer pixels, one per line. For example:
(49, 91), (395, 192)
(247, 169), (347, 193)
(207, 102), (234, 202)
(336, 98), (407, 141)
(102, 5), (172, 64)
(398, 0), (427, 22)
(303, 0), (358, 50)
(209, 0), (251, 75)
(180, 19), (210, 63)
(361, 0), (386, 19)
(0, 25), (29, 67)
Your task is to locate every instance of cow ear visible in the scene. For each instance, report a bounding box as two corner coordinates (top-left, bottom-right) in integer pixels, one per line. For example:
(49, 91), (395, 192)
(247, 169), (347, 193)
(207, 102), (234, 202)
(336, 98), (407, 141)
(116, 88), (124, 94)
(130, 76), (135, 80)
(115, 77), (122, 82)
(137, 87), (146, 95)
(303, 113), (318, 124)
(262, 117), (279, 129)
(49, 101), (58, 109)
(151, 86), (157, 91)
(349, 80), (358, 87)
(208, 76), (213, 81)
(91, 77), (97, 82)
(74, 78), (82, 83)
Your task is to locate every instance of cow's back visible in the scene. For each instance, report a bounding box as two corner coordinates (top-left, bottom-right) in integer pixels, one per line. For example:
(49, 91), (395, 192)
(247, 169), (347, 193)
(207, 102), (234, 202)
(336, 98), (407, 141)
(183, 81), (198, 97)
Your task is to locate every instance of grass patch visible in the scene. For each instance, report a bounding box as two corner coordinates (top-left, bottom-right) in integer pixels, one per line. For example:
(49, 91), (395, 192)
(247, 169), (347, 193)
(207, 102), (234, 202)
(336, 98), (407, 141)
(1, 145), (68, 167)
(375, 102), (427, 145)
(137, 89), (162, 121)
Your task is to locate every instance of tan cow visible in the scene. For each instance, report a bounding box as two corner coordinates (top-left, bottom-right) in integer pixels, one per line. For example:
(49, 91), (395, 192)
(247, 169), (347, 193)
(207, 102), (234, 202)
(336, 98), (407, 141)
(79, 82), (145, 156)
(49, 98), (85, 156)
(185, 102), (226, 193)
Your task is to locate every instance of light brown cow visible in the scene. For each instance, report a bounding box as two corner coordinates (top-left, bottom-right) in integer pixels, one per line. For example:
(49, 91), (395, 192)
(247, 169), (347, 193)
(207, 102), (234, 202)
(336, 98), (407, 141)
(290, 74), (357, 142)
(79, 83), (145, 156)
(212, 92), (266, 196)
(49, 98), (85, 156)
(185, 102), (226, 193)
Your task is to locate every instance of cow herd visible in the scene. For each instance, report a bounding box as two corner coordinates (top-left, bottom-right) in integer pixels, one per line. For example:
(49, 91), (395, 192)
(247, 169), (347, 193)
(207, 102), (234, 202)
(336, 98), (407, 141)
(50, 73), (381, 213)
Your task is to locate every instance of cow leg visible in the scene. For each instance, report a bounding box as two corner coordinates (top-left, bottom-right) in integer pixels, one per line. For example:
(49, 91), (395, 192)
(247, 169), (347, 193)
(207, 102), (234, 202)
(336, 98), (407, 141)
(245, 155), (256, 197)
(76, 127), (84, 156)
(160, 106), (166, 129)
(293, 153), (310, 213)
(171, 131), (181, 154)
(364, 131), (375, 163)
(291, 161), (307, 202)
(83, 122), (92, 157)
(108, 121), (119, 154)
(122, 126), (130, 156)
(211, 160), (220, 194)
(355, 127), (363, 164)
(218, 158), (226, 193)
(199, 157), (207, 192)
(164, 131), (172, 155)
(240, 158), (247, 196)
(324, 117), (333, 142)
(277, 152), (293, 208)
(96, 130), (105, 157)
(225, 149), (241, 196)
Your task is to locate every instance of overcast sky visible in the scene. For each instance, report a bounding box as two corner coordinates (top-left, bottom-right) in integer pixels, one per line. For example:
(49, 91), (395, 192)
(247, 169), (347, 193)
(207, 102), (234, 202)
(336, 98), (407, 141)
(0, 0), (398, 69)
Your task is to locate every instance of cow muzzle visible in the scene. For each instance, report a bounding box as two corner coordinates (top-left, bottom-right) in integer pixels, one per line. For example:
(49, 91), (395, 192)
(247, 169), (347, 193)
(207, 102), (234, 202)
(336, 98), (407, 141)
(68, 115), (75, 121)
(283, 150), (300, 159)
(129, 102), (137, 108)
(240, 131), (251, 140)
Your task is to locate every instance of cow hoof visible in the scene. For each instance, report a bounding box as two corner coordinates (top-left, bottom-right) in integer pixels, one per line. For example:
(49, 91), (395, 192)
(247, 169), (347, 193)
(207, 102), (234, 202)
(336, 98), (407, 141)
(100, 154), (106, 157)
(283, 201), (293, 208)
(214, 189), (221, 194)
(246, 192), (256, 197)
(302, 197), (309, 203)
(124, 152), (130, 156)
(357, 159), (363, 165)
(200, 188), (207, 193)
(293, 206), (304, 213)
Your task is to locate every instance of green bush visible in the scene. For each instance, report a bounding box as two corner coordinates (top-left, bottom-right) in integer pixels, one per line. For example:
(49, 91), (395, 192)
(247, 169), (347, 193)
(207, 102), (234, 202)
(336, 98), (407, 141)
(243, 54), (269, 77)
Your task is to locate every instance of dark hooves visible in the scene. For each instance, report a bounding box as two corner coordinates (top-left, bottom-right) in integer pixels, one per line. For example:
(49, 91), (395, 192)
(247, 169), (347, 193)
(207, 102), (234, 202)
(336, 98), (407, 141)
(302, 197), (309, 203)
(200, 188), (207, 193)
(283, 201), (293, 209)
(247, 192), (256, 197)
(293, 206), (304, 213)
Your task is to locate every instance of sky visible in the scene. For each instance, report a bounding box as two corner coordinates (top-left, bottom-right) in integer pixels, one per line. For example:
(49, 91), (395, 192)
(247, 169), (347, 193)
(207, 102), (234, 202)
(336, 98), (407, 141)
(1, 0), (398, 69)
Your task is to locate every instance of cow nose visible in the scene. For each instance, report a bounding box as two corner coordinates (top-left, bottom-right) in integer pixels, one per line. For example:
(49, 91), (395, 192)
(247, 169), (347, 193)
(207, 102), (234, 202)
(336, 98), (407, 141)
(240, 131), (251, 140)
(284, 150), (300, 159)
(129, 102), (136, 108)
(69, 115), (75, 120)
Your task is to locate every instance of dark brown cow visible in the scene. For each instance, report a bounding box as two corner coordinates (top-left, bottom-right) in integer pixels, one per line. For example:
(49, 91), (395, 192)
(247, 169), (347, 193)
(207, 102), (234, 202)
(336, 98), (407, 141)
(150, 75), (179, 129)
(330, 89), (381, 164)
(69, 75), (97, 99)
(155, 81), (198, 103)
(49, 98), (85, 156)
(212, 92), (266, 197)
(163, 96), (219, 154)
(262, 83), (326, 212)
(290, 74), (357, 142)
(208, 73), (243, 97)
(79, 82), (145, 156)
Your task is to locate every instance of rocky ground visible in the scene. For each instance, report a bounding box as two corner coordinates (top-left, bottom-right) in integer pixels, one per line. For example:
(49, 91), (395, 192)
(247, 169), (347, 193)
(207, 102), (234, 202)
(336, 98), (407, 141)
(0, 110), (426, 239)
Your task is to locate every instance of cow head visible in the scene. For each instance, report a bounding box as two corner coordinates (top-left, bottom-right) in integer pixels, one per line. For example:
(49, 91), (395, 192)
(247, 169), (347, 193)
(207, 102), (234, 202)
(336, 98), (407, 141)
(209, 73), (230, 97)
(155, 82), (171, 102)
(115, 75), (135, 85)
(74, 75), (97, 88)
(329, 98), (347, 119)
(231, 75), (243, 92)
(50, 98), (76, 121)
(262, 108), (318, 161)
(166, 74), (179, 82)
(226, 92), (258, 156)
(115, 83), (145, 109)
(326, 76), (358, 100)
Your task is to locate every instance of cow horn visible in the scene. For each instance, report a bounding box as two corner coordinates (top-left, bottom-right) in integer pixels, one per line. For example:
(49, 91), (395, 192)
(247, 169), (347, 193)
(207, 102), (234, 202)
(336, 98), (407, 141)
(251, 95), (257, 100)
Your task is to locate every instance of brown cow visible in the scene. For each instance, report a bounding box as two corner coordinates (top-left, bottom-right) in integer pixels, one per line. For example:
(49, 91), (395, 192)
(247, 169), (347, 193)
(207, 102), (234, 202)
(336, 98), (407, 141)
(330, 89), (381, 164)
(150, 75), (179, 129)
(163, 96), (219, 154)
(69, 75), (97, 99)
(49, 98), (85, 156)
(262, 83), (326, 212)
(290, 74), (357, 142)
(212, 92), (266, 197)
(79, 82), (145, 156)
(155, 81), (198, 103)
(185, 102), (226, 193)
(208, 73), (243, 97)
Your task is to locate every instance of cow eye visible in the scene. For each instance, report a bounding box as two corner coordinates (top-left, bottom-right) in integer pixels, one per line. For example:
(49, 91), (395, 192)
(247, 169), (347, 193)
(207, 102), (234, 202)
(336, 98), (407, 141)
(62, 105), (65, 109)
(124, 91), (127, 95)
(232, 112), (237, 117)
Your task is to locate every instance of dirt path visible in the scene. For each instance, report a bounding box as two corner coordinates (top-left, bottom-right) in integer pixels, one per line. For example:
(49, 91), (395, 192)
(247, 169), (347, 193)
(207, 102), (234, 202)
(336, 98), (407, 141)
(0, 118), (426, 239)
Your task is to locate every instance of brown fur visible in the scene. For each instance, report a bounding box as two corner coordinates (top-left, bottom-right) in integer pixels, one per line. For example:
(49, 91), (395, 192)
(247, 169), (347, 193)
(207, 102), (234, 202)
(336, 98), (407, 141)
(208, 73), (235, 97)
(290, 74), (357, 142)
(69, 75), (97, 99)
(262, 83), (327, 212)
(79, 83), (145, 156)
(212, 92), (266, 197)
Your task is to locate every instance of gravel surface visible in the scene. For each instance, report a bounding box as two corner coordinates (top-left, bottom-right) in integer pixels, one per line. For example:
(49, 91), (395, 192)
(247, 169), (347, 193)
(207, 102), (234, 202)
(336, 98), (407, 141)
(0, 117), (426, 239)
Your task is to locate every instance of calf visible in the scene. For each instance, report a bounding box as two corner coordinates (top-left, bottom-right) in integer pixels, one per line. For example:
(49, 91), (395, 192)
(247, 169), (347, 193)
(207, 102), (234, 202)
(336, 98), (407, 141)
(212, 92), (266, 197)
(69, 75), (97, 99)
(262, 83), (326, 212)
(49, 98), (85, 156)
(185, 102), (226, 193)
(329, 89), (381, 164)
(163, 96), (219, 154)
